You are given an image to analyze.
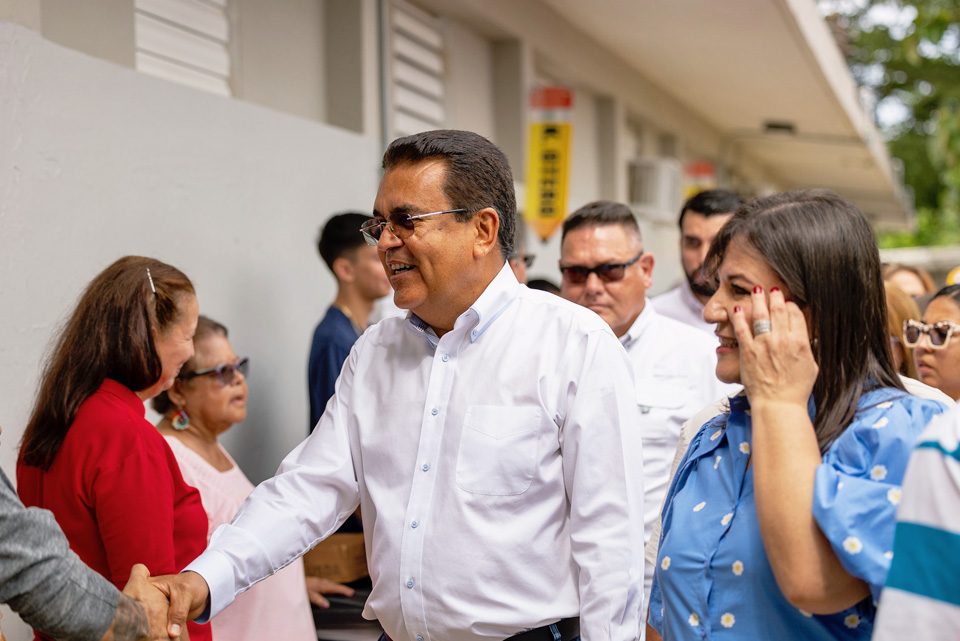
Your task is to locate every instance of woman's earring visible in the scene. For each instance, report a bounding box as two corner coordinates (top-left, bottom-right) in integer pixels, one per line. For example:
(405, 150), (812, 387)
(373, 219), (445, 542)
(172, 409), (190, 431)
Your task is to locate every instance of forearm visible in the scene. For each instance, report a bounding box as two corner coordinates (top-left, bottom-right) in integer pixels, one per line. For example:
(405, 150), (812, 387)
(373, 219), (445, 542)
(98, 594), (148, 641)
(751, 401), (868, 611)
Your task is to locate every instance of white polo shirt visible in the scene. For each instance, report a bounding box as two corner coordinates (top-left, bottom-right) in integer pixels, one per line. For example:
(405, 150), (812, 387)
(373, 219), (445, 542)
(619, 303), (737, 607)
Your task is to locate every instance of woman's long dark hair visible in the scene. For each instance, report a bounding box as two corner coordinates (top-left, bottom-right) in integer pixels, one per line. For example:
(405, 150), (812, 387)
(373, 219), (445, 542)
(704, 189), (904, 451)
(20, 256), (194, 470)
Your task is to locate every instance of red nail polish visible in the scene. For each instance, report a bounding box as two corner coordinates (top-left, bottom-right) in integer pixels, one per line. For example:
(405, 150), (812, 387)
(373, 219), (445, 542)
(785, 298), (792, 304)
(753, 286), (762, 294)
(771, 287), (780, 293)
(734, 305), (741, 313)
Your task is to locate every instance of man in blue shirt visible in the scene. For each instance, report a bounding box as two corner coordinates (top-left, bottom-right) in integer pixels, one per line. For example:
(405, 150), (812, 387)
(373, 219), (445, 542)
(308, 212), (391, 432)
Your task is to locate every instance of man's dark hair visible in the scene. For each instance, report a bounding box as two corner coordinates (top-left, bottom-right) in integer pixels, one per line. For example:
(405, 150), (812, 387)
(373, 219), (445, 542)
(703, 188), (903, 452)
(678, 189), (743, 228)
(561, 200), (642, 244)
(382, 130), (517, 259)
(317, 212), (373, 271)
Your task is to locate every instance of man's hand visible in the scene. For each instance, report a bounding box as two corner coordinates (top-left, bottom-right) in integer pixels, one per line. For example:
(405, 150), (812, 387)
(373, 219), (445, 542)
(99, 564), (168, 641)
(305, 576), (356, 609)
(149, 571), (210, 639)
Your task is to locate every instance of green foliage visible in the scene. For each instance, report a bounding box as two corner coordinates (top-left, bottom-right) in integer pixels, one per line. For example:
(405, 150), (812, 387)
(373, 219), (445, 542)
(837, 0), (960, 246)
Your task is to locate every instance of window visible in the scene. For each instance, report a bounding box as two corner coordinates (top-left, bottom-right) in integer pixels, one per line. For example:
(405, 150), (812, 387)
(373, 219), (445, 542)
(384, 0), (448, 139)
(134, 0), (232, 96)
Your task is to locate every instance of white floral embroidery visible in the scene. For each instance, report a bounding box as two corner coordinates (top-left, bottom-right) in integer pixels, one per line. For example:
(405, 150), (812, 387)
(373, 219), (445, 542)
(877, 401), (893, 409)
(884, 551), (894, 560)
(661, 556), (671, 570)
(714, 455), (722, 469)
(870, 465), (888, 481)
(844, 614), (861, 629)
(739, 441), (750, 454)
(711, 429), (722, 441)
(732, 560), (744, 576)
(799, 609), (813, 618)
(693, 501), (706, 512)
(887, 487), (901, 505)
(721, 613), (735, 628)
(721, 512), (734, 526)
(843, 537), (863, 554)
(688, 613), (700, 626)
(872, 417), (889, 429)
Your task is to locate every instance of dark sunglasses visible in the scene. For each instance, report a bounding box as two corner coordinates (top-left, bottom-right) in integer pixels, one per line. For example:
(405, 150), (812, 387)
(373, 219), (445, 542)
(903, 319), (960, 350)
(179, 357), (250, 386)
(360, 209), (467, 245)
(559, 252), (643, 284)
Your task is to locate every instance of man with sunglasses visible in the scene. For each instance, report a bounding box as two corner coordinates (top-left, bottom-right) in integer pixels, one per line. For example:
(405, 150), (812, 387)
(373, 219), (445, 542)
(559, 200), (731, 608)
(158, 130), (644, 641)
(651, 189), (742, 333)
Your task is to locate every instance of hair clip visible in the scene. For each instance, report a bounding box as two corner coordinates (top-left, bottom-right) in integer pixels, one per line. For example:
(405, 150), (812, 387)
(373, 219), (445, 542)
(146, 268), (156, 294)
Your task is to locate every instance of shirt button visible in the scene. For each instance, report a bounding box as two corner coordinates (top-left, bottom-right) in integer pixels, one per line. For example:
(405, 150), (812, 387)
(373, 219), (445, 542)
(441, 354), (449, 362)
(417, 636), (424, 641)
(471, 330), (478, 337)
(431, 408), (439, 416)
(406, 579), (415, 588)
(411, 520), (419, 528)
(422, 463), (430, 472)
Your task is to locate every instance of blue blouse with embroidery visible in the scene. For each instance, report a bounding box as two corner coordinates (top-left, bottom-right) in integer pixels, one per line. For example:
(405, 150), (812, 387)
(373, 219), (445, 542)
(648, 386), (947, 640)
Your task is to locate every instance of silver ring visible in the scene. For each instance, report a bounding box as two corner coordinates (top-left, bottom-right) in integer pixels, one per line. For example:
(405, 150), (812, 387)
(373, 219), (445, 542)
(753, 319), (772, 336)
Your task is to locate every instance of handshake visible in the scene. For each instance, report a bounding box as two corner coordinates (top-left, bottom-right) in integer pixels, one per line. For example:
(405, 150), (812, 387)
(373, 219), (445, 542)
(111, 566), (210, 641)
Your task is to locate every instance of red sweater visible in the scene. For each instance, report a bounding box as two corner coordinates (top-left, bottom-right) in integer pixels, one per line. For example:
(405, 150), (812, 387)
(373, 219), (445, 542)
(18, 379), (212, 641)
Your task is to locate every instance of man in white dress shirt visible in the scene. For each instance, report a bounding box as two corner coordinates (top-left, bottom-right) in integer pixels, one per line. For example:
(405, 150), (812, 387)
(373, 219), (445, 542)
(651, 190), (741, 333)
(558, 201), (732, 606)
(155, 131), (645, 641)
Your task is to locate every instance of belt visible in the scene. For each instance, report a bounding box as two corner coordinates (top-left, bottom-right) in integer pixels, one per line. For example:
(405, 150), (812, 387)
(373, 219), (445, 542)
(507, 618), (580, 641)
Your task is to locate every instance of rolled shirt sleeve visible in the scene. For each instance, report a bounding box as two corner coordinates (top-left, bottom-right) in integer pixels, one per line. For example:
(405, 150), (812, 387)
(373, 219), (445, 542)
(812, 393), (948, 602)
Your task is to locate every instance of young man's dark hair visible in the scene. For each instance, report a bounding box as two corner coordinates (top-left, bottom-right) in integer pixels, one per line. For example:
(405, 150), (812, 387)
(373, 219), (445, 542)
(317, 212), (373, 271)
(382, 129), (517, 259)
(678, 189), (743, 228)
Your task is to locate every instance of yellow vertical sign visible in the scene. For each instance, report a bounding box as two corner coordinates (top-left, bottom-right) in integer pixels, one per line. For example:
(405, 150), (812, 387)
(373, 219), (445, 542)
(525, 87), (573, 241)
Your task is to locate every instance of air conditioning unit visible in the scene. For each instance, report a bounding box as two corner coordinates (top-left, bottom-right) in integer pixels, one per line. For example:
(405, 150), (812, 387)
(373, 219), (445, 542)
(629, 157), (683, 222)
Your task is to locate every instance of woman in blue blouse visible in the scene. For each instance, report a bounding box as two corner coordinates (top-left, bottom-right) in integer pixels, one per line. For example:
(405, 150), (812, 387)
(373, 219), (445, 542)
(647, 190), (949, 640)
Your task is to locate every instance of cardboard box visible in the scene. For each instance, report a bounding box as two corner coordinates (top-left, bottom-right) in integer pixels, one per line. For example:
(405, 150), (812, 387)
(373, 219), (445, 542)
(302, 533), (368, 583)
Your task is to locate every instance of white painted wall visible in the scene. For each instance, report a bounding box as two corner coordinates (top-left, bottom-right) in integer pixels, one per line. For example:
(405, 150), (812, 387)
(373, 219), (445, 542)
(0, 10), (382, 573)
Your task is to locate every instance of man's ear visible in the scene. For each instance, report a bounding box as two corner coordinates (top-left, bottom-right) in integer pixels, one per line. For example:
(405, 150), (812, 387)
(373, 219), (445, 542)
(640, 252), (655, 289)
(332, 256), (356, 284)
(472, 207), (500, 259)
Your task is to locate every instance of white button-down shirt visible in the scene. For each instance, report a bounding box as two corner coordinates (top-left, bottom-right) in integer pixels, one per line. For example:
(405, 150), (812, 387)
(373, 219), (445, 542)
(618, 304), (735, 607)
(188, 265), (645, 641)
(650, 282), (713, 334)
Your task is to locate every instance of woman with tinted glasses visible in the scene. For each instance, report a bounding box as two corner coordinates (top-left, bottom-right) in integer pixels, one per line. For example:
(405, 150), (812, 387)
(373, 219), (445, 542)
(908, 285), (960, 400)
(17, 256), (212, 641)
(152, 316), (353, 641)
(884, 282), (921, 379)
(646, 190), (949, 641)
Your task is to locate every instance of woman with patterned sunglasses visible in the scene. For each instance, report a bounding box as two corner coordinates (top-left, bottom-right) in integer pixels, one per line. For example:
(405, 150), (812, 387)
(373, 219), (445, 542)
(908, 284), (960, 401)
(152, 316), (354, 641)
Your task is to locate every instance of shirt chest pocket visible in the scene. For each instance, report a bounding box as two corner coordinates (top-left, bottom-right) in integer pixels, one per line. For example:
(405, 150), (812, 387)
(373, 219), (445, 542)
(635, 378), (688, 444)
(456, 405), (541, 496)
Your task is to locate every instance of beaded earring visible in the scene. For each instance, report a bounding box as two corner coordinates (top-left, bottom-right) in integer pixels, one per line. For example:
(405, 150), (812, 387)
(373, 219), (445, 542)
(172, 409), (190, 431)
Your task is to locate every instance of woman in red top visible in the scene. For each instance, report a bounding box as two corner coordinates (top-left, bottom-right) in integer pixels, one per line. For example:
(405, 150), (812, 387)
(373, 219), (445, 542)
(17, 256), (211, 641)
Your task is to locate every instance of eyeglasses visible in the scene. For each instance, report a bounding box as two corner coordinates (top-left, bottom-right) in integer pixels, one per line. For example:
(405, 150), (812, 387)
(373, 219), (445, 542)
(510, 253), (536, 268)
(179, 357), (250, 385)
(360, 209), (468, 245)
(902, 319), (960, 349)
(559, 252), (643, 284)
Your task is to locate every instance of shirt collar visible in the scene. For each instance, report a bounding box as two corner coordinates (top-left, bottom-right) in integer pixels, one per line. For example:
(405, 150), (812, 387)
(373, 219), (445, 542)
(619, 301), (654, 348)
(404, 262), (519, 348)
